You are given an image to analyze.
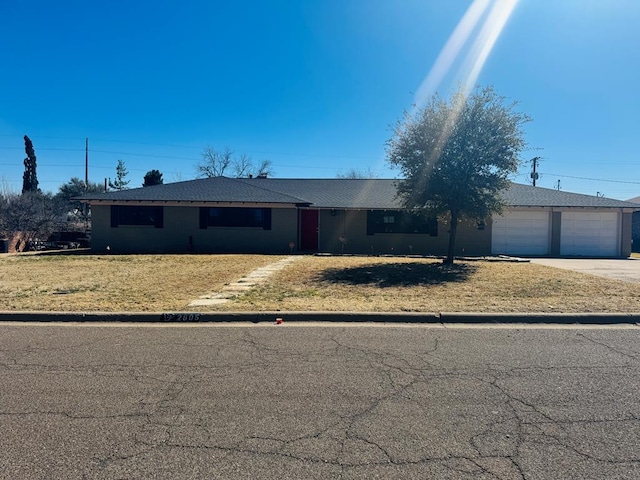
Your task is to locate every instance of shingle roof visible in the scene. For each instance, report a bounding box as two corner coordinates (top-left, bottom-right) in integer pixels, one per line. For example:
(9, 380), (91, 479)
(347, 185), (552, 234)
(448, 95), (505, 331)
(78, 177), (309, 205)
(79, 177), (639, 210)
(502, 183), (639, 208)
(627, 196), (640, 204)
(235, 178), (402, 209)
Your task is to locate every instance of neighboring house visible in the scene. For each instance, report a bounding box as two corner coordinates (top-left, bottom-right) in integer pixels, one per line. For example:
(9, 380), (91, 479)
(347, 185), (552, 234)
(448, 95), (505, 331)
(78, 177), (639, 257)
(628, 196), (640, 252)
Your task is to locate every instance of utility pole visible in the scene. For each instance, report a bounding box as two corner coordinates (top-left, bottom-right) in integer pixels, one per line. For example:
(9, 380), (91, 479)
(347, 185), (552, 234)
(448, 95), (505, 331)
(82, 138), (89, 232)
(85, 138), (89, 191)
(555, 179), (561, 191)
(530, 156), (540, 186)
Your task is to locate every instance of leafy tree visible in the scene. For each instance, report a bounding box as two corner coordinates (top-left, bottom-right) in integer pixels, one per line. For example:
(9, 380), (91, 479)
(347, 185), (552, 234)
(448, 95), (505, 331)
(197, 146), (274, 178)
(387, 85), (530, 264)
(56, 177), (104, 214)
(22, 135), (40, 194)
(108, 159), (130, 191)
(143, 169), (163, 187)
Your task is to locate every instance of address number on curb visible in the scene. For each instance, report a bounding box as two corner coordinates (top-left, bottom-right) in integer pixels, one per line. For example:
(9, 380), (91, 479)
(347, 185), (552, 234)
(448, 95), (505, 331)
(162, 313), (201, 322)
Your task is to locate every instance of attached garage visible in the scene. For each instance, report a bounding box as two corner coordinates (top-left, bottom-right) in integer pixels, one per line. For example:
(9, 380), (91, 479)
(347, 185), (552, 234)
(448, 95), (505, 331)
(560, 211), (620, 256)
(492, 211), (550, 255)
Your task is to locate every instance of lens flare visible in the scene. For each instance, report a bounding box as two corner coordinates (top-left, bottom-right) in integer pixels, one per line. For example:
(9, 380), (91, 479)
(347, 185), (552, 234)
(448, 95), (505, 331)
(414, 0), (520, 109)
(415, 0), (491, 107)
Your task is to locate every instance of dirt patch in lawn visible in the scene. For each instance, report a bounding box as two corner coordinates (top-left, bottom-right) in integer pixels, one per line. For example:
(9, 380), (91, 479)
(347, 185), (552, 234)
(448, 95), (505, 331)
(2, 253), (639, 313)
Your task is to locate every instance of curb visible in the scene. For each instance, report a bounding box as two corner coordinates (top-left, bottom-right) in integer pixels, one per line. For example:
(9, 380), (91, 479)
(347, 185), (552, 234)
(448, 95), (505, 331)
(0, 311), (639, 325)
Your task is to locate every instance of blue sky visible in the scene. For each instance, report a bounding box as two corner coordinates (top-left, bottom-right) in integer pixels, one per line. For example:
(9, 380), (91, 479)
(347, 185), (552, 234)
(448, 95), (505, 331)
(1, 0), (639, 199)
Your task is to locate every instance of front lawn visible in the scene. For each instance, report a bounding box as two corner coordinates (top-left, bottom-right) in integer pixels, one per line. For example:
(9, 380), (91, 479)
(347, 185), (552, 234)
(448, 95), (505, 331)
(2, 253), (638, 313)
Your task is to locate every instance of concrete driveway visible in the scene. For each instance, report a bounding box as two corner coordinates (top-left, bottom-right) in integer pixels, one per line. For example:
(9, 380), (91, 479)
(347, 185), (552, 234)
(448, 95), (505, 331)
(530, 258), (640, 283)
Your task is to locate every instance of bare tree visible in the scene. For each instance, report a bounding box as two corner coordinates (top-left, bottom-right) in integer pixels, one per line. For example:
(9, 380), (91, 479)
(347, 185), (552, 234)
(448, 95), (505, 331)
(0, 176), (16, 197)
(0, 192), (66, 250)
(197, 146), (275, 178)
(197, 146), (233, 177)
(336, 167), (379, 179)
(255, 159), (274, 178)
(231, 153), (253, 178)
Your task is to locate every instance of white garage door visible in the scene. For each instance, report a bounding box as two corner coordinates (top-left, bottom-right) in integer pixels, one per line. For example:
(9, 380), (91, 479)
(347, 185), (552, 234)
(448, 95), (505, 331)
(492, 211), (550, 255)
(561, 211), (619, 257)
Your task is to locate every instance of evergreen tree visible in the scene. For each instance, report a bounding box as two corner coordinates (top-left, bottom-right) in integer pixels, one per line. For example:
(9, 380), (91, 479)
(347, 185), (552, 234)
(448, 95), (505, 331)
(108, 160), (130, 190)
(143, 169), (163, 187)
(22, 135), (39, 194)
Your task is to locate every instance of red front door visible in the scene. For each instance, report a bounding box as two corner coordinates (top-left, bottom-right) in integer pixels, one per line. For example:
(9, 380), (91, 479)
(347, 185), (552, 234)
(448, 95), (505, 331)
(300, 210), (319, 250)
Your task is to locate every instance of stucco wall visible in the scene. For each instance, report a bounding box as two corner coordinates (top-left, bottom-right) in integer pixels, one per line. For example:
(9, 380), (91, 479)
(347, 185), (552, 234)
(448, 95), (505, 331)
(92, 205), (630, 257)
(317, 209), (491, 256)
(91, 205), (493, 256)
(91, 205), (297, 254)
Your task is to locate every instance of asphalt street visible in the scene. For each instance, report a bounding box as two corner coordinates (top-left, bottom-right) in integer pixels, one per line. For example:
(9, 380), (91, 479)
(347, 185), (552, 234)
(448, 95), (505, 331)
(2, 322), (640, 479)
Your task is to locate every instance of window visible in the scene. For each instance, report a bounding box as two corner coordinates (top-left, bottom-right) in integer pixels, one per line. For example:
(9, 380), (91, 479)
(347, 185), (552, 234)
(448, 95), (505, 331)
(111, 205), (163, 228)
(367, 210), (437, 236)
(200, 207), (272, 230)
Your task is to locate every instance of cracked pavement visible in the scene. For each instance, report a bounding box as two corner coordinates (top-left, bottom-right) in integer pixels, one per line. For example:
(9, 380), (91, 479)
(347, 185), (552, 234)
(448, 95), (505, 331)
(1, 324), (640, 479)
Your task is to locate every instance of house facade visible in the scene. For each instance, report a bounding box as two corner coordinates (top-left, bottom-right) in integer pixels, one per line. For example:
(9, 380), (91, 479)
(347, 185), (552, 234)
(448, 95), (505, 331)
(80, 178), (638, 257)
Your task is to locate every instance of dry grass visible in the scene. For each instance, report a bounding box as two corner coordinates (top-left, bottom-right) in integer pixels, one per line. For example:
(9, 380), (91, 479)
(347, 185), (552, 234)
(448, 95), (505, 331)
(228, 256), (640, 313)
(0, 253), (284, 311)
(1, 252), (639, 313)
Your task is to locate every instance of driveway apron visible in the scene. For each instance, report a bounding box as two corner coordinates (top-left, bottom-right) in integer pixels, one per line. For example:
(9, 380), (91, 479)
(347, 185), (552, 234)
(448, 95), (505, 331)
(530, 258), (640, 283)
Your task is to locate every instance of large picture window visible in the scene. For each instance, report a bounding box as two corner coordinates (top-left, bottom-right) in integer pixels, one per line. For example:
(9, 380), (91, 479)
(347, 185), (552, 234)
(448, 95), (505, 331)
(367, 210), (437, 236)
(200, 207), (272, 230)
(111, 205), (163, 228)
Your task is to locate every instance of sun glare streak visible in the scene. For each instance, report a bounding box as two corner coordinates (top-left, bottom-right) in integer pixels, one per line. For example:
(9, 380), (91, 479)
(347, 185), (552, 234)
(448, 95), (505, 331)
(461, 0), (519, 96)
(414, 0), (491, 109)
(404, 0), (520, 204)
(413, 0), (520, 108)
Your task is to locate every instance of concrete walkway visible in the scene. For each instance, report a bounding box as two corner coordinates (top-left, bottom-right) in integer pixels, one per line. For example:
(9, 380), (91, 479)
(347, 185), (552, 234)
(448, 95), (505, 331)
(188, 256), (303, 307)
(531, 257), (640, 283)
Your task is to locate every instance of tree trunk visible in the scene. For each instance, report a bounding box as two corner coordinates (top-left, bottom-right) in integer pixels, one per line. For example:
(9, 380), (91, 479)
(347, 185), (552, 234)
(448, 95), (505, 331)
(445, 209), (459, 264)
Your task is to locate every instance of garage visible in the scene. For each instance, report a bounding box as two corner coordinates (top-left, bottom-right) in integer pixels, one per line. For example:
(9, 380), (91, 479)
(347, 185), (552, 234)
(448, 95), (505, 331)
(492, 211), (550, 255)
(560, 211), (619, 257)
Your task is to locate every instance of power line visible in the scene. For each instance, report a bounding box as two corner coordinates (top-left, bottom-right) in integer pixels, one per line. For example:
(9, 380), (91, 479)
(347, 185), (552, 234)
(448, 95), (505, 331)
(542, 172), (640, 185)
(0, 147), (84, 152)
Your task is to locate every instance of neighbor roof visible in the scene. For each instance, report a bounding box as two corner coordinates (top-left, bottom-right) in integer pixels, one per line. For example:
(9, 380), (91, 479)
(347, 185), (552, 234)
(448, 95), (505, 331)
(79, 177), (639, 210)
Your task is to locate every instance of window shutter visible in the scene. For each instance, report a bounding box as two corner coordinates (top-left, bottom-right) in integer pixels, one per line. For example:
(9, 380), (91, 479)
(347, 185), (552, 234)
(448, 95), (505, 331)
(199, 208), (208, 229)
(262, 208), (272, 230)
(111, 206), (119, 228)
